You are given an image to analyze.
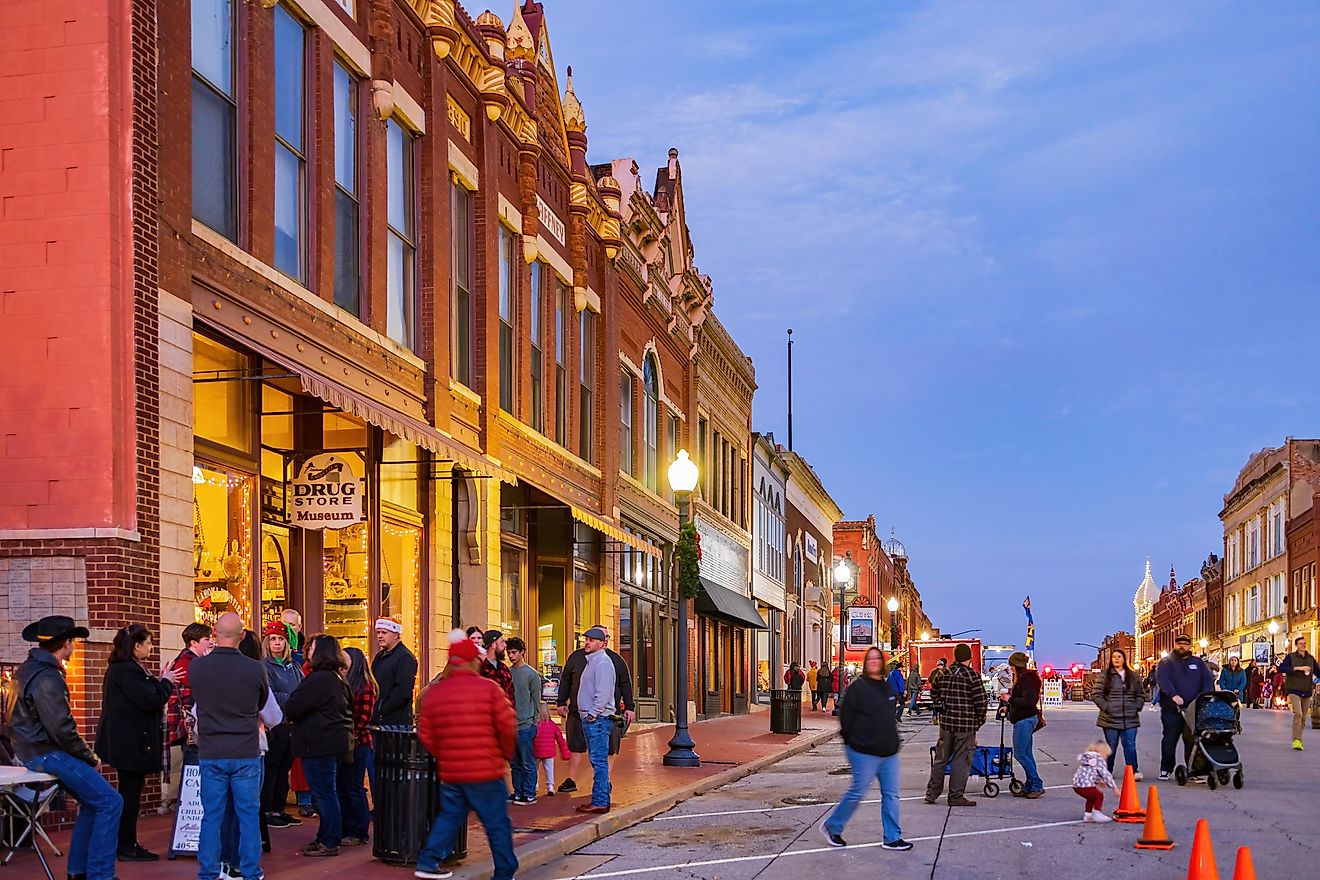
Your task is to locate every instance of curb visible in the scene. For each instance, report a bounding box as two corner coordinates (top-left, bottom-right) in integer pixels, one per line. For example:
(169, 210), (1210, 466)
(452, 725), (839, 880)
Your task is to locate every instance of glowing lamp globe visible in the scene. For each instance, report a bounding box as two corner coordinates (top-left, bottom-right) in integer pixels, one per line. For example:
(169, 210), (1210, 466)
(921, 630), (930, 641)
(886, 597), (899, 613)
(834, 560), (850, 584)
(667, 449), (699, 494)
(1267, 621), (1279, 635)
(1199, 638), (1209, 650)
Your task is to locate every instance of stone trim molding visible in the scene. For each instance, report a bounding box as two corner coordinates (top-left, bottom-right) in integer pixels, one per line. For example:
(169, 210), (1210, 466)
(0, 528), (142, 542)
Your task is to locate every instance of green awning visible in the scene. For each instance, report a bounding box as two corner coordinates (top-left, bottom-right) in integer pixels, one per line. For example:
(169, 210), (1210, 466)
(696, 578), (768, 630)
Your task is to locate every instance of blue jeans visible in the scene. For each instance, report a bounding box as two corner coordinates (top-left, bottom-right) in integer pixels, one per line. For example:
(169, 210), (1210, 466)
(337, 745), (372, 840)
(824, 745), (902, 843)
(1013, 717), (1043, 793)
(418, 780), (517, 880)
(24, 751), (122, 880)
(199, 757), (263, 880)
(300, 756), (342, 847)
(583, 716), (613, 807)
(221, 769), (268, 864)
(512, 726), (537, 799)
(1103, 726), (1139, 774)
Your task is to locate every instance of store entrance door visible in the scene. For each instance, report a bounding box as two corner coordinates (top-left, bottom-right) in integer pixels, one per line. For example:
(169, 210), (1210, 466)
(537, 565), (567, 675)
(721, 623), (735, 714)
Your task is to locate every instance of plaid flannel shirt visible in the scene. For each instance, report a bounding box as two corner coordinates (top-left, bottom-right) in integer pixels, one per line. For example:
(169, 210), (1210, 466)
(352, 682), (378, 748)
(481, 659), (516, 708)
(933, 662), (987, 734)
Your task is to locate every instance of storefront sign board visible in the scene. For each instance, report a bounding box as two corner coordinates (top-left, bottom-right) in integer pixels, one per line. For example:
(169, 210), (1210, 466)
(291, 453), (364, 529)
(847, 606), (877, 649)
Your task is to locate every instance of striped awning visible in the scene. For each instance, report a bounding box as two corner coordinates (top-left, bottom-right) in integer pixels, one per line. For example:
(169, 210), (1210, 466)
(256, 346), (514, 485)
(570, 505), (662, 558)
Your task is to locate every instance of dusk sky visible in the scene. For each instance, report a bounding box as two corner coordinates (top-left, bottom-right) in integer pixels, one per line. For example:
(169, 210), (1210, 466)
(543, 1), (1320, 664)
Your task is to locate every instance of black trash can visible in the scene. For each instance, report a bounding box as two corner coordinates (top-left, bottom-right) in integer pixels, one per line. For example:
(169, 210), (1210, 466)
(372, 726), (467, 866)
(770, 689), (803, 734)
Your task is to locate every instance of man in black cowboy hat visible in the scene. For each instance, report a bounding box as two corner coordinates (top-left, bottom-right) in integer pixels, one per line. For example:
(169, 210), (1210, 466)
(11, 615), (123, 880)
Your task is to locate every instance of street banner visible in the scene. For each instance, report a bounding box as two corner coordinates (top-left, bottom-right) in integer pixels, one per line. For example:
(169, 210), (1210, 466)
(1023, 596), (1035, 652)
(169, 759), (202, 858)
(847, 606), (877, 649)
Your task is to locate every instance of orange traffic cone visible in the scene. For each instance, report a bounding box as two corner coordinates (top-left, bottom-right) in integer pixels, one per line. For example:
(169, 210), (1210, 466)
(1185, 819), (1218, 880)
(1232, 847), (1256, 880)
(1113, 766), (1146, 823)
(1134, 786), (1175, 850)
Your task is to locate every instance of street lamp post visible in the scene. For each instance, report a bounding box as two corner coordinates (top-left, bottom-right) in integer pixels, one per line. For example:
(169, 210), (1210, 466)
(886, 596), (900, 653)
(664, 451), (700, 768)
(1267, 621), (1280, 660)
(833, 554), (851, 717)
(946, 628), (982, 639)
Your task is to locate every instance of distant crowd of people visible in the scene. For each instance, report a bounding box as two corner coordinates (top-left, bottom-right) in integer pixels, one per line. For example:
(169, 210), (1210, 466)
(6, 610), (639, 880)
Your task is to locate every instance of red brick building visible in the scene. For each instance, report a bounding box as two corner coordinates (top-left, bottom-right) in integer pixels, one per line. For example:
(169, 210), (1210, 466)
(831, 516), (897, 667)
(0, 0), (765, 781)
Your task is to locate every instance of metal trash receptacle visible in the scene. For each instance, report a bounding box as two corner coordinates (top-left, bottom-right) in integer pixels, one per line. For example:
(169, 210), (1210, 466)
(770, 689), (803, 734)
(371, 726), (467, 866)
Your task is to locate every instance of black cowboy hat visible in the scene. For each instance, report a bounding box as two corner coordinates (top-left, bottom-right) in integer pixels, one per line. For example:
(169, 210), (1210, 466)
(21, 615), (90, 643)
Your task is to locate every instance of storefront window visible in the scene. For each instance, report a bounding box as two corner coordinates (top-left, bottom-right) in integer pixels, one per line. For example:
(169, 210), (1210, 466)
(619, 593), (656, 698)
(573, 566), (598, 640)
(501, 546), (523, 643)
(259, 523), (290, 628)
(705, 619), (719, 693)
(194, 332), (252, 453)
(381, 517), (421, 655)
(323, 511), (370, 656)
(192, 464), (254, 627)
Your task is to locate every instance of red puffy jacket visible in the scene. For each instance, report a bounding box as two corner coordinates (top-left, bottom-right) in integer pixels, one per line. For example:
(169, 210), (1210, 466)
(417, 666), (516, 784)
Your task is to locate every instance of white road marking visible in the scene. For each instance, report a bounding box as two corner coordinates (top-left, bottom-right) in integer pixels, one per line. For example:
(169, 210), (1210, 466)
(650, 784), (1077, 821)
(555, 819), (1085, 879)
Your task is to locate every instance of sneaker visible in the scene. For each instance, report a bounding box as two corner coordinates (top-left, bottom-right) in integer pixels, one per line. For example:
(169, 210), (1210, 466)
(513, 795), (537, 805)
(219, 863), (241, 880)
(1024, 790), (1045, 799)
(1293, 739), (1304, 751)
(265, 812), (292, 828)
(300, 843), (339, 858)
(948, 797), (977, 807)
(1158, 771), (1171, 781)
(1091, 811), (1113, 824)
(414, 869), (453, 880)
(300, 806), (318, 818)
(340, 836), (369, 847)
(558, 778), (578, 793)
(923, 796), (938, 805)
(546, 790), (556, 797)
(283, 812), (303, 826)
(820, 823), (846, 848)
(881, 839), (914, 851)
(1133, 772), (1144, 781)
(1083, 812), (1094, 823)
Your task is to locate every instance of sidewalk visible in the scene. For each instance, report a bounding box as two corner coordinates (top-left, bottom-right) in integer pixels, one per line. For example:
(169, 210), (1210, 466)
(25, 706), (837, 880)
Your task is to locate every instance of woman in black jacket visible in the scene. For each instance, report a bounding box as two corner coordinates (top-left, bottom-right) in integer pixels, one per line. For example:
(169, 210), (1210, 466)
(1005, 652), (1044, 798)
(95, 624), (179, 861)
(820, 647), (910, 851)
(1092, 649), (1143, 779)
(285, 635), (352, 858)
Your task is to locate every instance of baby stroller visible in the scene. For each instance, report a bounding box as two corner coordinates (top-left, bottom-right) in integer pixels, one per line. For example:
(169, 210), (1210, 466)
(1174, 690), (1244, 790)
(930, 702), (1020, 797)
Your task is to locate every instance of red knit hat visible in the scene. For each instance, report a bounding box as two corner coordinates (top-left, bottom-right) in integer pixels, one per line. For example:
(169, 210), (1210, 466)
(262, 620), (286, 637)
(447, 628), (479, 663)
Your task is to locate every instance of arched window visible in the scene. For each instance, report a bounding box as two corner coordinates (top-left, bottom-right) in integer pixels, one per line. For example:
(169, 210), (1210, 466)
(643, 355), (659, 491)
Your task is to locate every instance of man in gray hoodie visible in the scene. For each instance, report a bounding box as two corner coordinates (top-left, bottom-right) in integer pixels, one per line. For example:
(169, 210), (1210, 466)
(575, 626), (616, 814)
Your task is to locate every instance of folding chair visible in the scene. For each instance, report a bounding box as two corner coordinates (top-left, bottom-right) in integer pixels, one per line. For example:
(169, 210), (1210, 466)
(0, 767), (63, 880)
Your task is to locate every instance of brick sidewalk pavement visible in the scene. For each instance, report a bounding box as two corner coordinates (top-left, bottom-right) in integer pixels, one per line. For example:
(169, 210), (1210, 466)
(22, 703), (837, 880)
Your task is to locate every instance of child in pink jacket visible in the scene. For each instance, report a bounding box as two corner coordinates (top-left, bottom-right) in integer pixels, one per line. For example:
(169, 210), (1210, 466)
(533, 703), (571, 797)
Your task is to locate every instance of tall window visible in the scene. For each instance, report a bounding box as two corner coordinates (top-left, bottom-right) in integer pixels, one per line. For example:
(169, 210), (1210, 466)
(554, 280), (568, 445)
(272, 7), (306, 281)
(497, 226), (515, 412)
(451, 183), (473, 385)
(332, 63), (359, 313)
(666, 414), (678, 502)
(579, 309), (594, 462)
(698, 417), (707, 497)
(386, 120), (415, 349)
(1269, 502), (1284, 558)
(1247, 518), (1261, 570)
(1247, 584), (1259, 623)
(642, 356), (659, 491)
(529, 262), (543, 432)
(191, 0), (237, 240)
(620, 371), (633, 476)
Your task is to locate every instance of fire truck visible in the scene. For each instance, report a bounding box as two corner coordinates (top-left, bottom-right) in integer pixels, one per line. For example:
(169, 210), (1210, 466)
(908, 638), (983, 710)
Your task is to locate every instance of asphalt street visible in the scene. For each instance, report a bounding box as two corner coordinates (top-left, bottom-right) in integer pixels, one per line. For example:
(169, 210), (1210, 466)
(521, 701), (1319, 880)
